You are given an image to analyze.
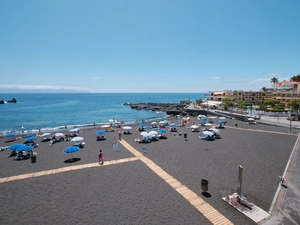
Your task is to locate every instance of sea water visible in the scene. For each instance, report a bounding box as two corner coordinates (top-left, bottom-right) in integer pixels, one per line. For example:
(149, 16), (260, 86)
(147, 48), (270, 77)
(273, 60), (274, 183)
(0, 93), (205, 134)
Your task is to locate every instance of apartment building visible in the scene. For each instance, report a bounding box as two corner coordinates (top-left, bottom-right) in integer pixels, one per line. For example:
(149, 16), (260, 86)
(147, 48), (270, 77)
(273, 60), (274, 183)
(207, 81), (300, 107)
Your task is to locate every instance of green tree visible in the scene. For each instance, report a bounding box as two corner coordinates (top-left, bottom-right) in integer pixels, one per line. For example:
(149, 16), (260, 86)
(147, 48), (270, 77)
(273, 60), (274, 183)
(180, 100), (191, 104)
(290, 74), (300, 82)
(221, 98), (234, 110)
(195, 99), (203, 105)
(288, 100), (300, 120)
(264, 99), (280, 107)
(261, 87), (267, 92)
(270, 77), (278, 89)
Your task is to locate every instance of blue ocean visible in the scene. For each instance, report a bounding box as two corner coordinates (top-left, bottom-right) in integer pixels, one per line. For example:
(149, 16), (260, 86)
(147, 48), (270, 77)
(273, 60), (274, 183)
(0, 93), (205, 134)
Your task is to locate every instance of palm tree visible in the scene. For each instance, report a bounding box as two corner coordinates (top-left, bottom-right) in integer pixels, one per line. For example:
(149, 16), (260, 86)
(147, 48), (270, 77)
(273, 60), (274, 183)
(290, 74), (300, 82)
(261, 87), (267, 92)
(270, 77), (278, 90)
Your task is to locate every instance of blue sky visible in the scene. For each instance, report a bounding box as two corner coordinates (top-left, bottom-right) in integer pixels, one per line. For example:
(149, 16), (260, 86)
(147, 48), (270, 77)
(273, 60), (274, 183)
(0, 0), (299, 93)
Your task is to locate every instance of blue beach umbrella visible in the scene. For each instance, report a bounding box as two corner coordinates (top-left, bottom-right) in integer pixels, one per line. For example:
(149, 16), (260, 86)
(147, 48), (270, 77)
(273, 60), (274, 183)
(200, 119), (207, 123)
(96, 130), (106, 135)
(216, 121), (224, 125)
(24, 133), (33, 138)
(63, 146), (81, 154)
(8, 144), (25, 150)
(16, 145), (34, 151)
(5, 133), (16, 138)
(26, 137), (38, 142)
(157, 129), (166, 133)
(144, 126), (152, 129)
(139, 124), (145, 128)
(63, 146), (81, 161)
(170, 123), (176, 128)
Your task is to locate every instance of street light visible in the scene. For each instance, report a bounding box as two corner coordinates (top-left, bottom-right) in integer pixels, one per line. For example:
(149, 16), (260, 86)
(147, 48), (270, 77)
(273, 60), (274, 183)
(290, 107), (292, 132)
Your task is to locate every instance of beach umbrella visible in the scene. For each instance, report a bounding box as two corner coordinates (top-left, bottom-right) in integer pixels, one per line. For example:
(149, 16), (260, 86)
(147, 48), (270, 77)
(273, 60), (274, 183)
(55, 133), (65, 137)
(24, 133), (33, 138)
(70, 128), (80, 132)
(41, 133), (51, 137)
(140, 132), (150, 137)
(248, 118), (255, 121)
(101, 124), (110, 128)
(151, 122), (157, 125)
(149, 131), (158, 135)
(216, 121), (224, 125)
(123, 126), (132, 130)
(219, 117), (226, 120)
(144, 126), (152, 129)
(200, 119), (207, 123)
(159, 121), (165, 124)
(16, 145), (34, 151)
(157, 129), (166, 133)
(191, 125), (199, 129)
(210, 128), (220, 133)
(170, 123), (176, 128)
(5, 133), (16, 138)
(26, 137), (38, 142)
(64, 146), (81, 153)
(71, 137), (84, 142)
(204, 123), (212, 127)
(8, 144), (25, 150)
(63, 146), (81, 161)
(163, 120), (169, 123)
(203, 131), (214, 136)
(96, 130), (106, 135)
(139, 123), (145, 128)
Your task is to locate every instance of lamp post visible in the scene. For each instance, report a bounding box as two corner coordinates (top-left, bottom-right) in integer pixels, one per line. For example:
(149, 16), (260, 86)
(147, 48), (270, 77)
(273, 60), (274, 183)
(290, 107), (292, 132)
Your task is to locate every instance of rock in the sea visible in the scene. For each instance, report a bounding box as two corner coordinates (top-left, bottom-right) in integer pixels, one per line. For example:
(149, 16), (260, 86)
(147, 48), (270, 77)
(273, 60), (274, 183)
(0, 100), (5, 104)
(7, 98), (17, 103)
(124, 103), (188, 115)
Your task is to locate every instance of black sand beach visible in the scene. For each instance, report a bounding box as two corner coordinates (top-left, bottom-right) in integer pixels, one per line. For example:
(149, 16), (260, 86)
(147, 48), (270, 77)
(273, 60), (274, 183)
(0, 116), (297, 225)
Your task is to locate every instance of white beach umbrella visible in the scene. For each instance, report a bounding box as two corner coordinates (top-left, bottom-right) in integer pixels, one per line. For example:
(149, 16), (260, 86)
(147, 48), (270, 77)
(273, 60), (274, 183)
(70, 128), (80, 132)
(248, 118), (255, 121)
(204, 123), (212, 127)
(41, 133), (51, 137)
(123, 126), (132, 130)
(55, 133), (65, 137)
(71, 137), (84, 142)
(210, 128), (220, 133)
(149, 131), (158, 135)
(219, 117), (226, 120)
(151, 121), (157, 125)
(140, 132), (150, 137)
(159, 121), (165, 124)
(191, 125), (199, 129)
(203, 131), (214, 136)
(101, 124), (110, 128)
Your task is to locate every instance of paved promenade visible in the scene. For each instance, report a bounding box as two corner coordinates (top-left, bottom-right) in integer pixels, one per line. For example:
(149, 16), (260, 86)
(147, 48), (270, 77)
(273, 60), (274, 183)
(258, 115), (300, 225)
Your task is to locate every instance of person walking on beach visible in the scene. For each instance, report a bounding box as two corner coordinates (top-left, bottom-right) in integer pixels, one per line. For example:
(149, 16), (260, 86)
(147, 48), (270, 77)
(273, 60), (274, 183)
(98, 150), (104, 165)
(118, 131), (122, 141)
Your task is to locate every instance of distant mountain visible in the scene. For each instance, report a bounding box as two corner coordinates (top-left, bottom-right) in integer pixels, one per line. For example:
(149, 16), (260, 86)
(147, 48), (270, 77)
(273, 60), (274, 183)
(0, 88), (89, 93)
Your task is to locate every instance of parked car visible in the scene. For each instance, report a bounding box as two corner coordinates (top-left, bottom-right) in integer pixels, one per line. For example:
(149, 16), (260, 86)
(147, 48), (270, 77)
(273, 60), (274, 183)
(287, 117), (295, 121)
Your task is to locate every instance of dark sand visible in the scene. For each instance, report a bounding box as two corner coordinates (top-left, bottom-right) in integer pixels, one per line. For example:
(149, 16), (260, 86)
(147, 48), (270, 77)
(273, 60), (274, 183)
(0, 116), (298, 225)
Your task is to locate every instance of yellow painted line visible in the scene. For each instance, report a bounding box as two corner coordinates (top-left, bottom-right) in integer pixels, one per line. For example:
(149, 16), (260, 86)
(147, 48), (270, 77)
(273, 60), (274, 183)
(0, 157), (138, 184)
(119, 140), (233, 225)
(226, 125), (297, 136)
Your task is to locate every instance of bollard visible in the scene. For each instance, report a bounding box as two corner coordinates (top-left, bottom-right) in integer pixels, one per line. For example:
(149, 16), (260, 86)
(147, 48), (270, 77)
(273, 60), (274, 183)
(201, 179), (208, 192)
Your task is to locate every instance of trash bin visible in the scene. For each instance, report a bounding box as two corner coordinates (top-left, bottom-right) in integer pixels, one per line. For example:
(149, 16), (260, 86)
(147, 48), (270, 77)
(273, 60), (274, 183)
(31, 156), (36, 163)
(201, 179), (208, 192)
(184, 133), (187, 139)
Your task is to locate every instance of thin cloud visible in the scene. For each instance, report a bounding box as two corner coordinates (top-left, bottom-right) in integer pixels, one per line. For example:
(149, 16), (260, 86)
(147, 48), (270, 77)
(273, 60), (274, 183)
(210, 76), (221, 80)
(92, 77), (101, 80)
(0, 84), (89, 91)
(264, 72), (286, 77)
